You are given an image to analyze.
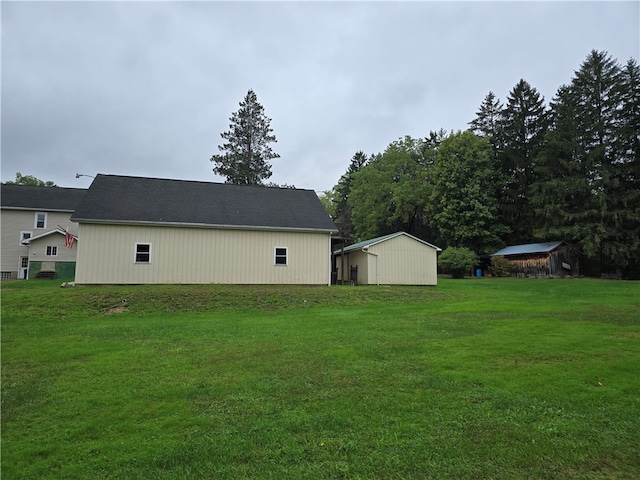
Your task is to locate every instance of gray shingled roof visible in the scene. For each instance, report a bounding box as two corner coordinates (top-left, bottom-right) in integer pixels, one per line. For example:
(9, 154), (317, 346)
(492, 241), (564, 257)
(1, 184), (86, 211)
(71, 174), (338, 232)
(334, 231), (441, 254)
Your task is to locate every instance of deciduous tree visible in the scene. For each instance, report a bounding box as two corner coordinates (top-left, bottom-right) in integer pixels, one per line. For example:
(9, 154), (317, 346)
(5, 172), (57, 187)
(349, 137), (433, 240)
(429, 131), (507, 254)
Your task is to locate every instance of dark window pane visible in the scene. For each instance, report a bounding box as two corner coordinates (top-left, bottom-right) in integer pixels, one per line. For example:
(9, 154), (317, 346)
(275, 247), (287, 265)
(136, 244), (151, 263)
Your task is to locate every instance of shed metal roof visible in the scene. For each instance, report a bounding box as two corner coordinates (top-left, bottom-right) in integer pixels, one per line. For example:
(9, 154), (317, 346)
(1, 184), (86, 211)
(334, 231), (441, 254)
(71, 174), (338, 233)
(492, 241), (564, 257)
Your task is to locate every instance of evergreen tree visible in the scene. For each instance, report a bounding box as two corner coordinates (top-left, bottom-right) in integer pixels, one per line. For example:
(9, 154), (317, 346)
(429, 131), (507, 254)
(468, 91), (503, 143)
(498, 79), (548, 244)
(423, 128), (450, 166)
(570, 51), (624, 270)
(531, 85), (587, 243)
(533, 50), (638, 275)
(332, 151), (369, 242)
(210, 90), (280, 185)
(608, 58), (640, 272)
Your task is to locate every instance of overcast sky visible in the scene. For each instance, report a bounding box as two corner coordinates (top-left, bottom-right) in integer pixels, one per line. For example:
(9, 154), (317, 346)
(2, 1), (638, 192)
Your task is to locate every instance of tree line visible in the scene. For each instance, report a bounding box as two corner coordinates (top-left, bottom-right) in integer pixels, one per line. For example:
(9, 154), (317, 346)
(322, 50), (639, 277)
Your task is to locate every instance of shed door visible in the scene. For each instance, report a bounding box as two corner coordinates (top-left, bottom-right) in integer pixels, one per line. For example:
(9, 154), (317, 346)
(18, 256), (29, 279)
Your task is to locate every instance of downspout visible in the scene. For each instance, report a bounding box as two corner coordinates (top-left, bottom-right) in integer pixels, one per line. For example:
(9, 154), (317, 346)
(362, 247), (379, 286)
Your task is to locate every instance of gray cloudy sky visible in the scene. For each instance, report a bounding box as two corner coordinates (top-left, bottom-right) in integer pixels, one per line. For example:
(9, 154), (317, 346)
(2, 1), (638, 192)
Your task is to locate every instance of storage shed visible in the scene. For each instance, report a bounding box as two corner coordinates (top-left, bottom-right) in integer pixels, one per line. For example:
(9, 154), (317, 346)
(333, 232), (441, 286)
(491, 241), (578, 277)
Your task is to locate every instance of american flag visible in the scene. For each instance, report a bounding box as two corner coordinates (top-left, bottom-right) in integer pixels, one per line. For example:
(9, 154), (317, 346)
(65, 232), (75, 248)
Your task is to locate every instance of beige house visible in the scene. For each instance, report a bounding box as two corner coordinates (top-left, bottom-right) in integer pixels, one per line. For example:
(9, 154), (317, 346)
(71, 175), (338, 285)
(334, 232), (441, 286)
(22, 229), (79, 278)
(1, 184), (85, 279)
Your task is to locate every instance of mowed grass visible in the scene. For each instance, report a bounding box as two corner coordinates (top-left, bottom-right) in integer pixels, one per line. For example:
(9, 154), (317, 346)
(1, 278), (638, 479)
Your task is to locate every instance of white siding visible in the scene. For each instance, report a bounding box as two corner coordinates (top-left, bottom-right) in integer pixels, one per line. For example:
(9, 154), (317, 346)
(75, 224), (332, 285)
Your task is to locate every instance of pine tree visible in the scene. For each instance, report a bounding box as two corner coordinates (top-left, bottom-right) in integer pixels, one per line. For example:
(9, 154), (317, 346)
(210, 90), (280, 185)
(608, 58), (640, 272)
(532, 85), (588, 244)
(468, 91), (503, 142)
(332, 151), (369, 242)
(498, 80), (548, 244)
(571, 51), (624, 270)
(532, 51), (638, 275)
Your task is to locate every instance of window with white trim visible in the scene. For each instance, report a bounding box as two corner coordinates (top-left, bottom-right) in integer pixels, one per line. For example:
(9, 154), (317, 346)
(20, 231), (32, 245)
(46, 245), (58, 256)
(35, 212), (47, 229)
(135, 243), (151, 263)
(274, 247), (288, 266)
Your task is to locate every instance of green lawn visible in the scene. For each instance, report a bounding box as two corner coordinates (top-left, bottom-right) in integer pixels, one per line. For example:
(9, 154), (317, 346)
(2, 278), (639, 479)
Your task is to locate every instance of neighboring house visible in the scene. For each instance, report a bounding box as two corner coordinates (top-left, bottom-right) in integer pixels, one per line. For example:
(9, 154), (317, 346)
(1, 184), (86, 279)
(491, 241), (578, 277)
(333, 232), (441, 286)
(71, 174), (338, 285)
(24, 229), (79, 278)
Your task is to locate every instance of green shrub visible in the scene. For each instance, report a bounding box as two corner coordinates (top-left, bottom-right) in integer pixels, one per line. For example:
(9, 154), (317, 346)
(438, 247), (478, 278)
(490, 256), (512, 277)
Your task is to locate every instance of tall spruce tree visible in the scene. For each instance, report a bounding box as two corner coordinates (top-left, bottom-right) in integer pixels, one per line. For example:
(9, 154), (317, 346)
(531, 85), (586, 244)
(468, 91), (503, 147)
(571, 51), (624, 271)
(532, 50), (638, 275)
(608, 58), (640, 272)
(498, 79), (548, 244)
(210, 89), (280, 185)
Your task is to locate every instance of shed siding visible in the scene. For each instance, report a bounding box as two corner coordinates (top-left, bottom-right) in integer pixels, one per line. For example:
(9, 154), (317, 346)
(74, 224), (331, 284)
(336, 250), (368, 285)
(369, 234), (438, 285)
(335, 234), (438, 285)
